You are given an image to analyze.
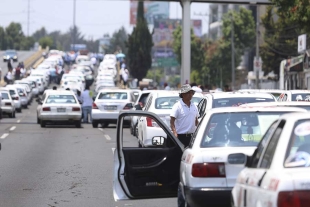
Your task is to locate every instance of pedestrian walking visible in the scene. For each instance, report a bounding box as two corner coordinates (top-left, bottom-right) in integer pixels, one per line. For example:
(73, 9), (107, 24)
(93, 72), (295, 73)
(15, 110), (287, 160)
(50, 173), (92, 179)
(170, 84), (199, 207)
(81, 85), (93, 123)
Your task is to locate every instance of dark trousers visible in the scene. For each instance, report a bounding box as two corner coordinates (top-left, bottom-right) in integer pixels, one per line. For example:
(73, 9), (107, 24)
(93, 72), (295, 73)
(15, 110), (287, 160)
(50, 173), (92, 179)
(177, 134), (193, 147)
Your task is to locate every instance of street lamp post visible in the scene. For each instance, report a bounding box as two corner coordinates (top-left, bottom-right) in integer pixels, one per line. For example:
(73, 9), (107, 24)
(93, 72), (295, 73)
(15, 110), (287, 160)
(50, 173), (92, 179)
(231, 13), (235, 90)
(73, 0), (76, 51)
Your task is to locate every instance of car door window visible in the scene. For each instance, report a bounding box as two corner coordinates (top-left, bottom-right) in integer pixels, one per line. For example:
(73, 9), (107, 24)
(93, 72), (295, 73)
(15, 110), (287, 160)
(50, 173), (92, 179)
(249, 121), (279, 168)
(144, 96), (153, 111)
(259, 120), (285, 169)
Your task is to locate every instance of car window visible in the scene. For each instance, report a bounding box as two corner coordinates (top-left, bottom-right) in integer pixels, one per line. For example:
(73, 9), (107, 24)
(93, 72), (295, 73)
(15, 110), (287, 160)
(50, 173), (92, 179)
(45, 95), (77, 104)
(212, 97), (275, 108)
(1, 92), (9, 99)
(144, 96), (153, 111)
(292, 93), (310, 101)
(249, 121), (278, 168)
(259, 120), (285, 169)
(201, 112), (287, 148)
(98, 92), (127, 100)
(284, 119), (310, 168)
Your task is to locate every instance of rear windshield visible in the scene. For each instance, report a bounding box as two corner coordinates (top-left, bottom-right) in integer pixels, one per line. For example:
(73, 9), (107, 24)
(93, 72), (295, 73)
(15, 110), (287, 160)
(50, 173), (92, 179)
(155, 97), (202, 109)
(98, 92), (128, 100)
(213, 97), (275, 108)
(9, 90), (16, 96)
(1, 92), (9, 99)
(292, 94), (310, 101)
(46, 95), (76, 104)
(285, 119), (310, 168)
(201, 111), (292, 148)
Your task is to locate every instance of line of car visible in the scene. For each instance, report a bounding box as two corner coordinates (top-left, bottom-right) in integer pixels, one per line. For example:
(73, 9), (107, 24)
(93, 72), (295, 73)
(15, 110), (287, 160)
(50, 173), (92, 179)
(113, 89), (310, 207)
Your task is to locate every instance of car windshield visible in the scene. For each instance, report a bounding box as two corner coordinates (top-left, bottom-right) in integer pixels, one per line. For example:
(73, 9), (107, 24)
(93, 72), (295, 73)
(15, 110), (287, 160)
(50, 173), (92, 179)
(45, 95), (77, 104)
(213, 97), (275, 108)
(201, 111), (290, 148)
(285, 119), (310, 168)
(155, 97), (202, 109)
(98, 92), (127, 100)
(1, 92), (9, 99)
(292, 94), (310, 101)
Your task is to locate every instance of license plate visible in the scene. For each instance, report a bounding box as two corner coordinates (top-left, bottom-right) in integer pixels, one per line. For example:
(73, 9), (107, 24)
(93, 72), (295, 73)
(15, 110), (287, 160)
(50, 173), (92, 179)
(104, 106), (117, 110)
(57, 108), (66, 112)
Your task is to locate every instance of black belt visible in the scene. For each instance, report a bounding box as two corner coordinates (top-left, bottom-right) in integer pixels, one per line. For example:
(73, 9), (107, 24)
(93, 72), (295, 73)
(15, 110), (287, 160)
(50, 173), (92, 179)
(178, 133), (193, 137)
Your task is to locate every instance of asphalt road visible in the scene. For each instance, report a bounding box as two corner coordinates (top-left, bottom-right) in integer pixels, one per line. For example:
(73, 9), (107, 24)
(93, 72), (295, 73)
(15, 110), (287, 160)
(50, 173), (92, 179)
(0, 85), (176, 207)
(0, 50), (37, 73)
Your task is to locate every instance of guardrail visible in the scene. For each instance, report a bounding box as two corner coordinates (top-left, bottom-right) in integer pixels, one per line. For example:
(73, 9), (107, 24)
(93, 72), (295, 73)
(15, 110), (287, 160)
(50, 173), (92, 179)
(24, 46), (45, 69)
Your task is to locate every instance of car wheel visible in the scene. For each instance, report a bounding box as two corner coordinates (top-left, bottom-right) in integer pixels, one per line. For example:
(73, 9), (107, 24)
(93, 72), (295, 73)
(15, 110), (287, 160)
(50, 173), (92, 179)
(40, 121), (46, 128)
(12, 111), (15, 118)
(92, 121), (98, 128)
(37, 116), (40, 124)
(101, 122), (109, 128)
(75, 121), (81, 128)
(16, 108), (22, 113)
(8, 112), (13, 118)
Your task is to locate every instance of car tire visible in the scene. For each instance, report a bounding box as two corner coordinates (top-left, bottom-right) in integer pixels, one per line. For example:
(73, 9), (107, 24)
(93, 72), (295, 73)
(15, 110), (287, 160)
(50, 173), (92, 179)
(16, 108), (22, 113)
(75, 121), (81, 128)
(8, 112), (13, 118)
(37, 117), (40, 124)
(40, 121), (46, 128)
(12, 111), (15, 118)
(92, 121), (98, 128)
(101, 122), (109, 128)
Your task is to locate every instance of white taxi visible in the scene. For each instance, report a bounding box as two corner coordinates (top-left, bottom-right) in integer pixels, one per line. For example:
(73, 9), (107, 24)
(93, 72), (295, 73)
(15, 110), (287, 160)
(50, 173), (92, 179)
(278, 90), (310, 101)
(241, 101), (310, 111)
(113, 106), (306, 206)
(37, 90), (82, 128)
(0, 90), (16, 118)
(231, 112), (310, 207)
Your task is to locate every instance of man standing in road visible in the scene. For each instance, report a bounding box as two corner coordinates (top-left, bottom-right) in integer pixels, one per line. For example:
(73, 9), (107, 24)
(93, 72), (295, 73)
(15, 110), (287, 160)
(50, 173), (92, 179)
(170, 84), (199, 207)
(81, 85), (93, 124)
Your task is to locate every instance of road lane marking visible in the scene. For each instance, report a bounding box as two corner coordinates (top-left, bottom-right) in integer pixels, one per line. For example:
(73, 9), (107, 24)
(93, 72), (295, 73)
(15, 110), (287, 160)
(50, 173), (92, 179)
(17, 119), (21, 123)
(105, 135), (111, 140)
(10, 126), (16, 131)
(98, 128), (103, 132)
(112, 148), (115, 153)
(1, 133), (9, 139)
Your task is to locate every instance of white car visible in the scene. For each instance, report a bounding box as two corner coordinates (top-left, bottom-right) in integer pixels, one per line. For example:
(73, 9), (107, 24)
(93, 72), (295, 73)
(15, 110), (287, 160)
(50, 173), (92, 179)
(112, 106), (307, 206)
(25, 76), (45, 94)
(277, 90), (310, 101)
(137, 91), (203, 147)
(60, 78), (84, 91)
(2, 86), (22, 112)
(231, 112), (310, 207)
(238, 89), (286, 100)
(14, 84), (32, 106)
(0, 90), (16, 118)
(91, 89), (135, 128)
(37, 90), (82, 128)
(75, 55), (89, 64)
(241, 101), (310, 111)
(7, 84), (28, 108)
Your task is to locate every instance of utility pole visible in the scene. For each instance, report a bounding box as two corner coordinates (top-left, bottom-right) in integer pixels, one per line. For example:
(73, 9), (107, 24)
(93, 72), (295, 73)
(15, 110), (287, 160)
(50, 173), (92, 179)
(73, 0), (76, 51)
(255, 6), (260, 89)
(27, 0), (30, 36)
(231, 13), (235, 90)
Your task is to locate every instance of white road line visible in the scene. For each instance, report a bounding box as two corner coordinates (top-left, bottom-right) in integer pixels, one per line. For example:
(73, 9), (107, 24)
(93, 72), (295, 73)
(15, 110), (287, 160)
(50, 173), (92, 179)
(112, 148), (115, 153)
(1, 133), (9, 139)
(10, 126), (16, 131)
(98, 128), (103, 132)
(17, 119), (21, 123)
(105, 135), (111, 140)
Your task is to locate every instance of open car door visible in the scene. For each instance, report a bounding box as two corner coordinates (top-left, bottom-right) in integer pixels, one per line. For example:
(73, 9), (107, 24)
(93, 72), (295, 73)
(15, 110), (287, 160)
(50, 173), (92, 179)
(197, 98), (207, 118)
(114, 111), (183, 201)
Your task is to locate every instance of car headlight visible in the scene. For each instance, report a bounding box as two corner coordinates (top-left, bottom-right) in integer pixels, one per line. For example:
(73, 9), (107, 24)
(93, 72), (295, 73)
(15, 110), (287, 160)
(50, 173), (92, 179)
(14, 56), (17, 59)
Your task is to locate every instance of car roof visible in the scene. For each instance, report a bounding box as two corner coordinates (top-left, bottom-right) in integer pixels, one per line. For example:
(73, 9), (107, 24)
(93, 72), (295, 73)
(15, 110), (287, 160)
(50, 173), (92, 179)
(148, 90), (204, 98)
(241, 101), (310, 106)
(287, 90), (310, 94)
(98, 89), (132, 93)
(205, 91), (275, 99)
(207, 106), (307, 114)
(239, 89), (286, 93)
(44, 89), (75, 95)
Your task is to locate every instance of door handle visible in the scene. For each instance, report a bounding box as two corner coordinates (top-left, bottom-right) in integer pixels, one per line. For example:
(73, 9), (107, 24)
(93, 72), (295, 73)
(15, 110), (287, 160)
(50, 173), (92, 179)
(132, 157), (166, 170)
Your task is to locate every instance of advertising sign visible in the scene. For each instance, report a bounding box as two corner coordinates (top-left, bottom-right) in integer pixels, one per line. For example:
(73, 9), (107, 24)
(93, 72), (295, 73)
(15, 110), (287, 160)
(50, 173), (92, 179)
(130, 1), (170, 25)
(298, 34), (307, 54)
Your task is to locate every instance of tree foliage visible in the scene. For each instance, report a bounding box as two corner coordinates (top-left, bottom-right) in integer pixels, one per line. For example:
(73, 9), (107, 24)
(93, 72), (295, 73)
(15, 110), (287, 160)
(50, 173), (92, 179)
(260, 6), (300, 77)
(109, 27), (128, 54)
(39, 36), (53, 49)
(127, 1), (153, 81)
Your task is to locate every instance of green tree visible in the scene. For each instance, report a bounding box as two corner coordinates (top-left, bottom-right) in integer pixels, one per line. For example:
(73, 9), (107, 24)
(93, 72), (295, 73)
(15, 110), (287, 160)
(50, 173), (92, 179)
(260, 6), (299, 77)
(109, 27), (128, 54)
(207, 8), (256, 86)
(5, 22), (24, 50)
(20, 36), (35, 50)
(32, 27), (47, 41)
(39, 36), (53, 49)
(127, 1), (153, 81)
(0, 26), (6, 49)
(146, 68), (163, 83)
(271, 0), (310, 32)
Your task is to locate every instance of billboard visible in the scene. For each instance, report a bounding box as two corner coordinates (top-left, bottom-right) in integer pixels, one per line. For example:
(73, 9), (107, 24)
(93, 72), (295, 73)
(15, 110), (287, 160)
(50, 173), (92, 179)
(152, 19), (202, 67)
(130, 1), (170, 25)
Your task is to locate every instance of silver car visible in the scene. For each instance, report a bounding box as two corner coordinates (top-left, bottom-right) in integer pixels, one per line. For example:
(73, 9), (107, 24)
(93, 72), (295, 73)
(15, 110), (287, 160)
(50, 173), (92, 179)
(2, 86), (22, 112)
(37, 90), (82, 128)
(91, 89), (135, 128)
(0, 91), (16, 118)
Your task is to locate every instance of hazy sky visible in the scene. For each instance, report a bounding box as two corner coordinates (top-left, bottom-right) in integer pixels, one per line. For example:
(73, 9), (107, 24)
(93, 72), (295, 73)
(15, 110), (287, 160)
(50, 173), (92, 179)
(0, 0), (209, 40)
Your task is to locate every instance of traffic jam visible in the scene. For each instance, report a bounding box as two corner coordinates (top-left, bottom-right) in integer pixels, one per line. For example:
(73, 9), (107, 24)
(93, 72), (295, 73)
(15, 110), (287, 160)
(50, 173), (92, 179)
(113, 86), (310, 207)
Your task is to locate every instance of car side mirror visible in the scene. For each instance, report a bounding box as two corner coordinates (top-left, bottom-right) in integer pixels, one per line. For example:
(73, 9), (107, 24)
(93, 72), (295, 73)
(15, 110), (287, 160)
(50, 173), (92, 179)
(135, 104), (142, 110)
(152, 136), (165, 146)
(228, 153), (247, 165)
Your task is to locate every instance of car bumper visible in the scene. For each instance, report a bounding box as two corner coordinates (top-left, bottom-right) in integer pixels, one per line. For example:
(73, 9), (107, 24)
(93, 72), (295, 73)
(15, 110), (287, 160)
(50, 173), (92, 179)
(1, 106), (14, 113)
(92, 110), (130, 122)
(14, 101), (21, 109)
(39, 113), (81, 121)
(32, 88), (39, 95)
(184, 187), (232, 207)
(20, 98), (27, 106)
